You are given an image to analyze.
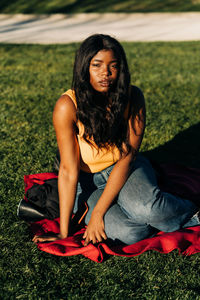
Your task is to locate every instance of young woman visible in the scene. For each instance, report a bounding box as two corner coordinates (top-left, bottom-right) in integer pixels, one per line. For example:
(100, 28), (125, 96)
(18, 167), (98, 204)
(33, 34), (199, 246)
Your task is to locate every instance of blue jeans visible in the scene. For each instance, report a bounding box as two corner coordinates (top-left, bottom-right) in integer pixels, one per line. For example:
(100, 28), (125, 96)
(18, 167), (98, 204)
(73, 155), (199, 245)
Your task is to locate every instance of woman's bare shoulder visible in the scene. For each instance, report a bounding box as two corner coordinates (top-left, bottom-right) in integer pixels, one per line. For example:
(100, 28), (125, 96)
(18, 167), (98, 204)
(53, 94), (77, 122)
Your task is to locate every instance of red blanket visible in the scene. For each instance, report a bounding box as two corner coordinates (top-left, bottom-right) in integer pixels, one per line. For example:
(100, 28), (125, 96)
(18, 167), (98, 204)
(25, 164), (200, 262)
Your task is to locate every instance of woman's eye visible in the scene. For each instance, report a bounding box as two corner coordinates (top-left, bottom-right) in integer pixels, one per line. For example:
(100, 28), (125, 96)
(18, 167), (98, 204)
(92, 63), (100, 67)
(111, 64), (118, 69)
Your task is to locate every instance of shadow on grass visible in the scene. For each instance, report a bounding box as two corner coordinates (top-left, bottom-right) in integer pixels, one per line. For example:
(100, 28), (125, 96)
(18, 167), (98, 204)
(143, 122), (200, 168)
(1, 0), (200, 13)
(186, 286), (200, 296)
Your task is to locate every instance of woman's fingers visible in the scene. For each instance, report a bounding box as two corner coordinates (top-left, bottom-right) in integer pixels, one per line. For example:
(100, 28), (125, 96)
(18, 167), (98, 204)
(95, 227), (107, 242)
(83, 229), (107, 246)
(83, 236), (90, 247)
(82, 231), (87, 239)
(95, 232), (103, 243)
(101, 230), (107, 241)
(84, 231), (96, 246)
(32, 234), (59, 243)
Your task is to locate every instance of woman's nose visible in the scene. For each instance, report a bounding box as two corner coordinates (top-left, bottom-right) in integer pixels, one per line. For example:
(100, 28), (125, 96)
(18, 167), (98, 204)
(102, 65), (111, 76)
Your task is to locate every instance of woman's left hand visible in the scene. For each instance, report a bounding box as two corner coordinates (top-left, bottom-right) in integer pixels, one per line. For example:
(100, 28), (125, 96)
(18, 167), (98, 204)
(83, 211), (107, 246)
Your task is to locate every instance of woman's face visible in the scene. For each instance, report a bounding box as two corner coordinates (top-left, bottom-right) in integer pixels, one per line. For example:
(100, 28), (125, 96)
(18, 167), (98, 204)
(89, 49), (119, 94)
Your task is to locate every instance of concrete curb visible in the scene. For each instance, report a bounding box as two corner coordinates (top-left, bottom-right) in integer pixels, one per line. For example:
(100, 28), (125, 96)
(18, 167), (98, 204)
(0, 13), (200, 43)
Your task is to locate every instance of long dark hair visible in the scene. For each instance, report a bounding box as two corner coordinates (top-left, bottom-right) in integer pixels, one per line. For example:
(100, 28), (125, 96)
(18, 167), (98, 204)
(72, 34), (131, 154)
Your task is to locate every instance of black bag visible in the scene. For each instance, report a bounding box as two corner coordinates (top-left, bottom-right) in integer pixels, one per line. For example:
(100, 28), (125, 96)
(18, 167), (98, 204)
(18, 178), (59, 222)
(17, 176), (88, 225)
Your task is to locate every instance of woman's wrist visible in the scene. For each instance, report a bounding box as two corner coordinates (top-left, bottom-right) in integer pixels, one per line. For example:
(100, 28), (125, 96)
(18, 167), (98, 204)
(59, 232), (68, 239)
(92, 206), (105, 218)
(58, 233), (68, 239)
(59, 226), (69, 239)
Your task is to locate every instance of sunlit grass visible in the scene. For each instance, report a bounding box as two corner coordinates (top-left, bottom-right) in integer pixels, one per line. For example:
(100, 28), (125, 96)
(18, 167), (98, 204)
(1, 42), (200, 299)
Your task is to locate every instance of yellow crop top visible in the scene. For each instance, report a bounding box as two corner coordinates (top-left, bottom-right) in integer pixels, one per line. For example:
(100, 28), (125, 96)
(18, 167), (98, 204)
(62, 89), (130, 173)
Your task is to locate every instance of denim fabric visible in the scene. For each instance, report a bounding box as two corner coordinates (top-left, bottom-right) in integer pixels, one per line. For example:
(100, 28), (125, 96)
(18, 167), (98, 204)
(73, 155), (199, 245)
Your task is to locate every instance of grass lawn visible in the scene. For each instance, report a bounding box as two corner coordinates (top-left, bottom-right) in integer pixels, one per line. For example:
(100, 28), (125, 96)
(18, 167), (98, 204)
(1, 41), (200, 299)
(1, 0), (200, 13)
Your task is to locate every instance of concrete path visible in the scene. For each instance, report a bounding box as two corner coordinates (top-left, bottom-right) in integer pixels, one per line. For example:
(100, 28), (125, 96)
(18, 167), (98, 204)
(0, 13), (200, 43)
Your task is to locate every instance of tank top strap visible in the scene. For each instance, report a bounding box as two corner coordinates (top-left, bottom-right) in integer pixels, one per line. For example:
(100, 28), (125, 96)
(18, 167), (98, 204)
(62, 89), (77, 108)
(62, 89), (85, 137)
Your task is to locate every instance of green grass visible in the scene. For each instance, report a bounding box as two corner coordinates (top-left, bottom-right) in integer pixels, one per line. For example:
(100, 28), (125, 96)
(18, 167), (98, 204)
(1, 42), (200, 299)
(1, 0), (200, 13)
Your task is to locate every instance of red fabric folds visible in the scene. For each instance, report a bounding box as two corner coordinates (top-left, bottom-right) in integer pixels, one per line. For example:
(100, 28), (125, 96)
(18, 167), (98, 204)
(25, 164), (200, 262)
(24, 172), (58, 199)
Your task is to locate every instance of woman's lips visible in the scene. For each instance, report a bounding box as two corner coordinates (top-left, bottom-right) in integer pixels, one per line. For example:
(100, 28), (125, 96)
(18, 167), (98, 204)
(99, 80), (111, 87)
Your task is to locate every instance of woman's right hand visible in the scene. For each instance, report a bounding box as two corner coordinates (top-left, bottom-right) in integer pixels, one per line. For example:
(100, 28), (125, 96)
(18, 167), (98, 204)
(32, 233), (66, 243)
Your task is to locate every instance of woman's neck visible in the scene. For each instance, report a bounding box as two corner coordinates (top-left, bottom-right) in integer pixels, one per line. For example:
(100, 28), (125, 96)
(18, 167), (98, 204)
(93, 90), (111, 107)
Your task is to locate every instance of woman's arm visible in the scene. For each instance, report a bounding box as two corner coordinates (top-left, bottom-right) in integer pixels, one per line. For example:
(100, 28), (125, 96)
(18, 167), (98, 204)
(55, 95), (80, 239)
(33, 95), (80, 243)
(83, 87), (146, 246)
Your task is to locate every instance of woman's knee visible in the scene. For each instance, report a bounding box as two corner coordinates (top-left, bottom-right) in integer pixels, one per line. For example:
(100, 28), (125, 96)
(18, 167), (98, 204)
(103, 204), (156, 245)
(117, 156), (159, 212)
(105, 221), (156, 245)
(117, 181), (160, 223)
